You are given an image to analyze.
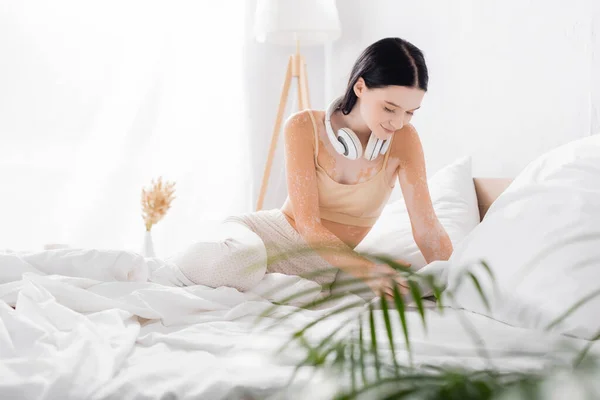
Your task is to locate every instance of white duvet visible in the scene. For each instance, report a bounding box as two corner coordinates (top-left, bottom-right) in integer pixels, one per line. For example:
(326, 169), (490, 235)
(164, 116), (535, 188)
(1, 248), (598, 399)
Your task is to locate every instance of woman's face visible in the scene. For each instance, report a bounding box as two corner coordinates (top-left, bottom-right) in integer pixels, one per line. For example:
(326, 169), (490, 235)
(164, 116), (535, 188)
(354, 78), (425, 140)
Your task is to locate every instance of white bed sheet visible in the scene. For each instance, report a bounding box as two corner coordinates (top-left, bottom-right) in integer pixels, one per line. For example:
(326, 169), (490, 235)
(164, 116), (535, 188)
(1, 252), (598, 400)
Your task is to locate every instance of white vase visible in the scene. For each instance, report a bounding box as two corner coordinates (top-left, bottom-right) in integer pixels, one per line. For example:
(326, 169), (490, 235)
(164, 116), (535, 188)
(143, 230), (156, 257)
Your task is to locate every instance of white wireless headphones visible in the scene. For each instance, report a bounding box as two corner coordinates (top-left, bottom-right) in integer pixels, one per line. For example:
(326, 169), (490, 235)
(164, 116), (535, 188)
(325, 96), (391, 161)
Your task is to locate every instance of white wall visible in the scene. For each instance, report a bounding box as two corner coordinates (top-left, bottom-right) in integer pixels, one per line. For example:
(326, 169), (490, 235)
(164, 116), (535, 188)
(243, 0), (325, 210)
(593, 0), (600, 136)
(1, 1), (596, 250)
(0, 1), (253, 253)
(249, 0), (600, 209)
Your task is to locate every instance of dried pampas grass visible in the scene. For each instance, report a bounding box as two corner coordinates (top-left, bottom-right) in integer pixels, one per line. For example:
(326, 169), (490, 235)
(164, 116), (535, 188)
(141, 177), (176, 231)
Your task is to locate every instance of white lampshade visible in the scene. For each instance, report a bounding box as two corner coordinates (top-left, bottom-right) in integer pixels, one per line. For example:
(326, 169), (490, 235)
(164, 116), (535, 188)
(254, 0), (342, 46)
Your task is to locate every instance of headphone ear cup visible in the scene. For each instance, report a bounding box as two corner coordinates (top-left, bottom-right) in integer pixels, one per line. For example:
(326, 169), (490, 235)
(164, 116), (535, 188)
(380, 137), (391, 155)
(337, 128), (362, 160)
(364, 134), (384, 161)
(325, 97), (347, 155)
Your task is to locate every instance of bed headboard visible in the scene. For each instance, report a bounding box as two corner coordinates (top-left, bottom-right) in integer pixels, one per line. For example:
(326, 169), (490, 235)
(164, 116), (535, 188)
(473, 178), (513, 221)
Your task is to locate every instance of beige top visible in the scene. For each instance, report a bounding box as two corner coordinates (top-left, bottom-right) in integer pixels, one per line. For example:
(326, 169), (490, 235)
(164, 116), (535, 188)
(307, 110), (395, 227)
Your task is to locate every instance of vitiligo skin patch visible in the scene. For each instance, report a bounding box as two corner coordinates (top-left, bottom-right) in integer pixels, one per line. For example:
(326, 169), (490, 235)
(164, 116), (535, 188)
(280, 109), (453, 272)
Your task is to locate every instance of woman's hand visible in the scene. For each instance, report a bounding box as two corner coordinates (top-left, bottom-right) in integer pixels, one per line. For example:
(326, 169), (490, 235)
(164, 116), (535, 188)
(393, 258), (412, 270)
(365, 263), (409, 300)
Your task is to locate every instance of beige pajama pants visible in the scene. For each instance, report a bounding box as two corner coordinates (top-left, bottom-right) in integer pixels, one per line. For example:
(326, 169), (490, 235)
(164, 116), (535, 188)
(165, 209), (339, 293)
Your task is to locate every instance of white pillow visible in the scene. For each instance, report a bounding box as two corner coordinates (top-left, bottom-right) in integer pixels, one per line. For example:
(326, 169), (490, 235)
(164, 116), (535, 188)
(354, 156), (480, 270)
(446, 135), (600, 339)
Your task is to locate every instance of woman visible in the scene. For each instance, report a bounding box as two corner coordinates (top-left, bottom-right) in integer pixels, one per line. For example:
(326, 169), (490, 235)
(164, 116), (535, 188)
(164, 37), (453, 299)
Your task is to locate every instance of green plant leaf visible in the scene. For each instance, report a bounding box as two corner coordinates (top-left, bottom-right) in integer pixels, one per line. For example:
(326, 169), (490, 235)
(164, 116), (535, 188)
(286, 315), (356, 366)
(333, 377), (415, 400)
(407, 279), (427, 332)
(479, 259), (495, 281)
(250, 248), (600, 400)
(358, 314), (367, 386)
(292, 301), (363, 339)
(573, 329), (600, 368)
(380, 289), (400, 376)
(349, 340), (356, 393)
(336, 386), (417, 400)
(256, 285), (373, 331)
(285, 333), (347, 388)
(444, 292), (494, 369)
(546, 287), (600, 332)
(284, 334), (313, 386)
(368, 302), (382, 380)
(277, 303), (364, 356)
(392, 283), (412, 366)
(380, 388), (420, 400)
(468, 272), (491, 312)
(424, 274), (445, 312)
(371, 254), (413, 275)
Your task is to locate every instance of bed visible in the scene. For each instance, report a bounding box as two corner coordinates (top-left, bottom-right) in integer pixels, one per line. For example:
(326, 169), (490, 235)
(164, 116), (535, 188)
(1, 173), (599, 400)
(473, 178), (513, 221)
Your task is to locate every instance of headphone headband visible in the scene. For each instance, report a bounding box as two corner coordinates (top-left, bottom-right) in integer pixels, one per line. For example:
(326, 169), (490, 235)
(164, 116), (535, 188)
(324, 97), (347, 155)
(324, 96), (390, 161)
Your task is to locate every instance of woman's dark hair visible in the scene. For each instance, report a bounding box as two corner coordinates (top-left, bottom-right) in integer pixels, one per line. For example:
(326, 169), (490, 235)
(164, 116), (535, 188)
(339, 37), (428, 115)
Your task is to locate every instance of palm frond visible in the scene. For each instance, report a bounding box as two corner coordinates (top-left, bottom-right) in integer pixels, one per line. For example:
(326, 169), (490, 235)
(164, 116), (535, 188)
(250, 244), (600, 400)
(349, 340), (357, 392)
(407, 279), (427, 331)
(358, 314), (368, 386)
(467, 271), (491, 311)
(275, 301), (363, 355)
(479, 259), (495, 281)
(368, 302), (382, 380)
(254, 283), (370, 329)
(424, 273), (445, 312)
(379, 292), (400, 376)
(392, 283), (412, 366)
(444, 291), (494, 369)
(545, 287), (600, 332)
(573, 329), (600, 368)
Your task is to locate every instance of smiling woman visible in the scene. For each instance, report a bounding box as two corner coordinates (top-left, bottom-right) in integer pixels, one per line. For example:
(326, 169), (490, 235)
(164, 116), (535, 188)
(167, 37), (453, 300)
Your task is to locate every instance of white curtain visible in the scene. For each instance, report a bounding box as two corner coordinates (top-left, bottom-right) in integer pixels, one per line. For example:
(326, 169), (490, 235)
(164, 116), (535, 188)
(0, 1), (253, 257)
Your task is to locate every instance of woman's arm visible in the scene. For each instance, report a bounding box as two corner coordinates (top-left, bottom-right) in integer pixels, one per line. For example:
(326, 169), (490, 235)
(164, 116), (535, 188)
(283, 111), (372, 279)
(283, 111), (403, 296)
(396, 125), (453, 264)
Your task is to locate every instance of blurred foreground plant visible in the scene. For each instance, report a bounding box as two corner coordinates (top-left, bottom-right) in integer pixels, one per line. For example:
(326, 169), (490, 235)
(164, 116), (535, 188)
(251, 245), (600, 400)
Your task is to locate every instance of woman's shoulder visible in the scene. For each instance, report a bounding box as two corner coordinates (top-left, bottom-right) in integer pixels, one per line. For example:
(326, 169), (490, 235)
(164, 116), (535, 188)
(284, 109), (325, 140)
(390, 123), (419, 149)
(390, 123), (423, 168)
(285, 109), (324, 126)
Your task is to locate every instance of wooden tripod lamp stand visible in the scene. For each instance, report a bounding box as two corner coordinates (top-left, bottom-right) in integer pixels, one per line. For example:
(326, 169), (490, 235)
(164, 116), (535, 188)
(253, 0), (341, 211)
